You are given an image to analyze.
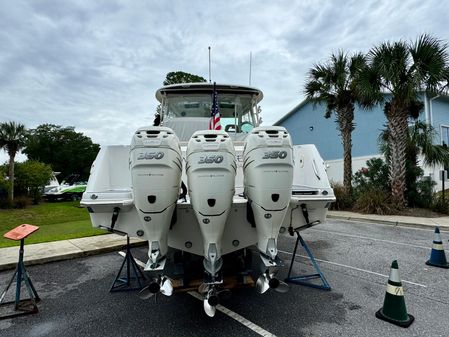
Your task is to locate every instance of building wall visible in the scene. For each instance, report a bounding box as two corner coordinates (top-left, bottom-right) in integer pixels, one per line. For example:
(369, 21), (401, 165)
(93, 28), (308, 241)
(324, 154), (383, 184)
(277, 96), (449, 190)
(426, 96), (449, 192)
(430, 97), (449, 145)
(279, 101), (386, 160)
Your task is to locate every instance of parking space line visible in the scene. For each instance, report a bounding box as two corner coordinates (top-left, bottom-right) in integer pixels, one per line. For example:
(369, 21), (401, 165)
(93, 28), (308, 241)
(188, 291), (276, 337)
(278, 250), (427, 288)
(306, 228), (430, 250)
(118, 251), (277, 337)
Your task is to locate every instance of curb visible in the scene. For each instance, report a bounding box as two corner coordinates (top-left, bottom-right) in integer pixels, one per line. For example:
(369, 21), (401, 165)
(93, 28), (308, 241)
(328, 214), (402, 227)
(327, 214), (449, 231)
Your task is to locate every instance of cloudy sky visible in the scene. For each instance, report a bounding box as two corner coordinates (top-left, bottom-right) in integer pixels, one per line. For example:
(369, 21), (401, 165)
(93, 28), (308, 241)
(1, 0), (449, 162)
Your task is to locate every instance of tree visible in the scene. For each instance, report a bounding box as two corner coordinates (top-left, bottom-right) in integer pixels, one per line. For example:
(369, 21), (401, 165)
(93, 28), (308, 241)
(0, 165), (8, 202)
(407, 121), (449, 168)
(379, 121), (449, 206)
(305, 52), (369, 193)
(163, 71), (207, 86)
(359, 34), (449, 206)
(0, 121), (27, 203)
(23, 124), (100, 180)
(14, 160), (53, 204)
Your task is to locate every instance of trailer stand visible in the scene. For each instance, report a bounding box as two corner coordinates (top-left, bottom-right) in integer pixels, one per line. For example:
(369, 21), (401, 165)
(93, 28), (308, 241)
(110, 236), (146, 292)
(0, 224), (41, 319)
(285, 228), (331, 291)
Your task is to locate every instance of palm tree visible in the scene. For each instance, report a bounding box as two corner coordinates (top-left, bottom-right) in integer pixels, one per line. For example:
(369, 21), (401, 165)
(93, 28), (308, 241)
(407, 121), (449, 167)
(0, 121), (27, 203)
(359, 35), (449, 206)
(380, 121), (449, 205)
(305, 51), (369, 193)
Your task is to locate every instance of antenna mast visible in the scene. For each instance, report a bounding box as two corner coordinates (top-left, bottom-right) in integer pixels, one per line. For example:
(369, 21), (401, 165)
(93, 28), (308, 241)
(249, 51), (252, 86)
(208, 46), (211, 83)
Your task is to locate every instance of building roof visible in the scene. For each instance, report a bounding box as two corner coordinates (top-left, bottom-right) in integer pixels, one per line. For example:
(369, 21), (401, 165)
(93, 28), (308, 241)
(273, 98), (309, 126)
(273, 92), (449, 126)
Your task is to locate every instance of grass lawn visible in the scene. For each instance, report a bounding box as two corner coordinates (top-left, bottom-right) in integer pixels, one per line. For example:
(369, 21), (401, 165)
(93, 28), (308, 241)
(0, 201), (106, 248)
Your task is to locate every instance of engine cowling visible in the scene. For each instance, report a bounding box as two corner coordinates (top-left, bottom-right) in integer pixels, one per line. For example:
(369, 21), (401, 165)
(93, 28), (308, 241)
(243, 126), (293, 261)
(130, 126), (182, 270)
(186, 130), (236, 277)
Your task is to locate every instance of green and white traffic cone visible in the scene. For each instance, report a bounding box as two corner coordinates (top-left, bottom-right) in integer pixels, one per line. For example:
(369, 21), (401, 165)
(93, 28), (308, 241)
(426, 227), (449, 268)
(375, 260), (414, 328)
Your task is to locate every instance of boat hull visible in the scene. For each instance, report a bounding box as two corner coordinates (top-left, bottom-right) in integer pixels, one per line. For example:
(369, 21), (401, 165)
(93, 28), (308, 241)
(82, 144), (334, 257)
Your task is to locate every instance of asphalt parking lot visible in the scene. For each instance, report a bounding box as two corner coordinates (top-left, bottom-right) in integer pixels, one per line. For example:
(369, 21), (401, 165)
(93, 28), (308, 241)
(1, 219), (448, 337)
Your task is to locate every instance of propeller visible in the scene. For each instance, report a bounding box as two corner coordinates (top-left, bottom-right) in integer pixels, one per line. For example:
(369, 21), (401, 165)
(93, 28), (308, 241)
(203, 287), (219, 317)
(199, 285), (232, 317)
(160, 276), (173, 296)
(256, 268), (289, 294)
(139, 276), (173, 300)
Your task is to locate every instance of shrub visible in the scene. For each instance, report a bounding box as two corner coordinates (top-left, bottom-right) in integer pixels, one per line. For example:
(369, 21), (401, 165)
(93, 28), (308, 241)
(0, 199), (12, 209)
(352, 157), (436, 211)
(14, 160), (53, 204)
(330, 182), (354, 210)
(353, 158), (389, 194)
(13, 196), (32, 209)
(407, 176), (435, 208)
(353, 188), (396, 215)
(431, 194), (449, 214)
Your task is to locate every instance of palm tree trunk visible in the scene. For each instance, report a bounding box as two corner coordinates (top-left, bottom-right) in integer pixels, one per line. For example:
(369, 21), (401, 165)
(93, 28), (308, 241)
(386, 102), (408, 207)
(8, 152), (15, 204)
(337, 107), (355, 194)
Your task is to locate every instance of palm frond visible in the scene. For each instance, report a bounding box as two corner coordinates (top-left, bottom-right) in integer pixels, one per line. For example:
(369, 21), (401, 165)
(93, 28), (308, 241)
(353, 63), (383, 108)
(370, 40), (411, 96)
(349, 52), (367, 77)
(0, 121), (27, 157)
(410, 34), (449, 91)
(408, 121), (449, 166)
(377, 124), (390, 161)
(331, 51), (348, 90)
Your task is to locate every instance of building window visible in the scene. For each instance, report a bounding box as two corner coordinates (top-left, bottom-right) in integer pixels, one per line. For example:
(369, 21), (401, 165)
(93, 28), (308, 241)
(441, 125), (449, 146)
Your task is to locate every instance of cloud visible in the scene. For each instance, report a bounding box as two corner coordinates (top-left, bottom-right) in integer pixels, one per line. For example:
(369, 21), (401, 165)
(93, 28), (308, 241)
(0, 0), (448, 164)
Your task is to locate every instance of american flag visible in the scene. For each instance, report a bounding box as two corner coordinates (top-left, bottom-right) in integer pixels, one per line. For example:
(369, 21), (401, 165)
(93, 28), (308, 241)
(209, 82), (221, 130)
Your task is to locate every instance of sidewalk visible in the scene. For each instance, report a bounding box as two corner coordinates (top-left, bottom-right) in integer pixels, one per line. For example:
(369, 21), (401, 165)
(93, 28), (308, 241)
(328, 210), (449, 229)
(1, 211), (448, 271)
(0, 234), (145, 271)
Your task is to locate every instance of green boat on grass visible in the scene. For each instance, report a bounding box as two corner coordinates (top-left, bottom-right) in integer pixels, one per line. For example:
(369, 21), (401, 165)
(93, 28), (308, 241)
(44, 174), (87, 201)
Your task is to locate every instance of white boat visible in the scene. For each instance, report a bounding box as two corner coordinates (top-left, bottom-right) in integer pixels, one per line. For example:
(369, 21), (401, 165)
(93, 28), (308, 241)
(81, 83), (335, 316)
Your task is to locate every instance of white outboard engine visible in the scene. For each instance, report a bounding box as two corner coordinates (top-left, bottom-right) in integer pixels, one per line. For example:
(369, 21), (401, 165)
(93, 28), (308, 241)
(186, 130), (236, 280)
(243, 126), (294, 265)
(130, 126), (182, 271)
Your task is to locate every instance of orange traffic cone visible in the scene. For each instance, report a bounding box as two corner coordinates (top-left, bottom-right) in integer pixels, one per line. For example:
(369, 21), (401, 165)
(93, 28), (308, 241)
(426, 227), (449, 268)
(375, 260), (414, 328)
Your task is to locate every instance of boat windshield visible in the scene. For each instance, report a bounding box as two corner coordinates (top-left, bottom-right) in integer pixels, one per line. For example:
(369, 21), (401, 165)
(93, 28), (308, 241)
(161, 93), (258, 139)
